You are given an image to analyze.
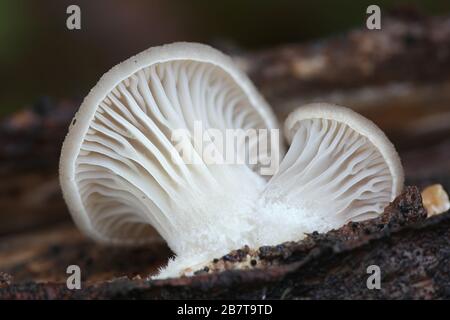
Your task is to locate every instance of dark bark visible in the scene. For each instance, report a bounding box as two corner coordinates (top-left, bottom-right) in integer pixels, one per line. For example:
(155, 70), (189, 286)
(2, 186), (449, 299)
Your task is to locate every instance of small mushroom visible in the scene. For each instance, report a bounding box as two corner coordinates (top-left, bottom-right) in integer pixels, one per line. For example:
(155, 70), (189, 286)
(60, 43), (405, 279)
(254, 103), (404, 246)
(422, 184), (450, 217)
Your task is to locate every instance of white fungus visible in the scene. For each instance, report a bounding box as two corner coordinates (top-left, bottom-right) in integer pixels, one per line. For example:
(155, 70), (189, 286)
(257, 103), (404, 245)
(60, 43), (404, 279)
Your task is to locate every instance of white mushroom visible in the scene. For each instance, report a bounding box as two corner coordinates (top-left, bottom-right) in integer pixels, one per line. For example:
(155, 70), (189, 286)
(255, 103), (404, 245)
(60, 42), (281, 278)
(60, 43), (404, 280)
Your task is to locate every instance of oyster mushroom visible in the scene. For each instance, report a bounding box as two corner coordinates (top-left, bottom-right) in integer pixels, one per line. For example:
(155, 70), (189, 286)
(60, 42), (281, 278)
(60, 42), (404, 279)
(256, 103), (404, 244)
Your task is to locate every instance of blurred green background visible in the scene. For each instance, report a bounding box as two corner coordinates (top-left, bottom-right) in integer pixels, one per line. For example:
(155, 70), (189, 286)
(1, 0), (449, 116)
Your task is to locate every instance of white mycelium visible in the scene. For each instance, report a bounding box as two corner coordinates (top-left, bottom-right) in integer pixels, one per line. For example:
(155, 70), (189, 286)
(60, 43), (404, 279)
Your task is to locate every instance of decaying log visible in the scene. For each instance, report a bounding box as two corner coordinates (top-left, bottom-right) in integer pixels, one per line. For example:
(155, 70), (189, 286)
(0, 14), (450, 299)
(2, 186), (449, 299)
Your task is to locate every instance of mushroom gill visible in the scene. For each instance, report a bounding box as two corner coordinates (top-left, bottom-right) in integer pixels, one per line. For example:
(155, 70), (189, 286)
(60, 43), (404, 280)
(60, 42), (281, 278)
(255, 103), (404, 247)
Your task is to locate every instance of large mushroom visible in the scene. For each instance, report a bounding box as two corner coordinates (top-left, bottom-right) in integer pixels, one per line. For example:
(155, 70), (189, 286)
(60, 42), (282, 278)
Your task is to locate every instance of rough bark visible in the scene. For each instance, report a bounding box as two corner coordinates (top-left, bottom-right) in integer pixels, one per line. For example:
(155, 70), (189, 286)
(2, 187), (450, 299)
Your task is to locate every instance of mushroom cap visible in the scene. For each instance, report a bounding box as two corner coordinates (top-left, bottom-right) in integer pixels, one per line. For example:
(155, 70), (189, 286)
(259, 102), (404, 236)
(59, 42), (280, 246)
(284, 103), (404, 200)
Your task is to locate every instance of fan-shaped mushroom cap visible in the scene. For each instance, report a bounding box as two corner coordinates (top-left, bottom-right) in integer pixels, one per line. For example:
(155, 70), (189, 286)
(258, 103), (404, 239)
(59, 42), (281, 262)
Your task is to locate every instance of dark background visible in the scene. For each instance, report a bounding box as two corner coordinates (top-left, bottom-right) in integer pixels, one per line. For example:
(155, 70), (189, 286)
(1, 0), (450, 115)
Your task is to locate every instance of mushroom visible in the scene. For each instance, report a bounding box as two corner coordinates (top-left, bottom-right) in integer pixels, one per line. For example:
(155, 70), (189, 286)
(60, 43), (404, 279)
(60, 42), (282, 278)
(255, 103), (404, 246)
